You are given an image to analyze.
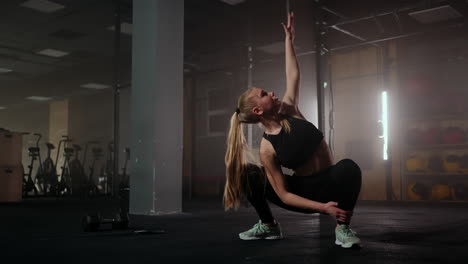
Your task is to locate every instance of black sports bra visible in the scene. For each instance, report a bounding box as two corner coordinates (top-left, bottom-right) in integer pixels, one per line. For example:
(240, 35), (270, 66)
(262, 115), (324, 170)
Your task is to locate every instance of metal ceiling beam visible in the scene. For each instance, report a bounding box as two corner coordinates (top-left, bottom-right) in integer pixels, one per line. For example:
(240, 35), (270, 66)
(330, 25), (367, 42)
(324, 1), (449, 29)
(330, 20), (466, 52)
(294, 19), (466, 57)
(448, 0), (468, 16)
(323, 6), (380, 47)
(322, 6), (346, 19)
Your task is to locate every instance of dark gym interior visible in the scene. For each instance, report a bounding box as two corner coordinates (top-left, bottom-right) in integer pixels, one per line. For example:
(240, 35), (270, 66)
(1, 0), (468, 263)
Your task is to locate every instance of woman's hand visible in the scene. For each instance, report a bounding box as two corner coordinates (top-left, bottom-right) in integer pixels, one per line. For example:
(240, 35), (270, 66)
(281, 11), (295, 41)
(322, 202), (352, 223)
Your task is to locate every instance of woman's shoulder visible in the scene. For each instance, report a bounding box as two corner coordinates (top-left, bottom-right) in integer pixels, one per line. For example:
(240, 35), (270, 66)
(260, 137), (276, 156)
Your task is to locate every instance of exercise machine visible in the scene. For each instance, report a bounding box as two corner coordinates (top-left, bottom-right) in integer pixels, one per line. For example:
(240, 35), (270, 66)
(42, 143), (57, 196)
(69, 144), (87, 196)
(54, 136), (72, 196)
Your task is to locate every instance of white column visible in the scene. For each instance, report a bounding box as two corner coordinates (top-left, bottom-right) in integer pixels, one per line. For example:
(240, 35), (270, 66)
(130, 0), (184, 215)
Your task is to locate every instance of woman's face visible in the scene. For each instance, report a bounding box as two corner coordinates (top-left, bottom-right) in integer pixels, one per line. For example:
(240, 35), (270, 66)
(251, 88), (280, 115)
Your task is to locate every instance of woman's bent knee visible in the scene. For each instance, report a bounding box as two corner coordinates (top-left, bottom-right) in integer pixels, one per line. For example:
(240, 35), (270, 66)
(335, 159), (362, 185)
(339, 159), (361, 176)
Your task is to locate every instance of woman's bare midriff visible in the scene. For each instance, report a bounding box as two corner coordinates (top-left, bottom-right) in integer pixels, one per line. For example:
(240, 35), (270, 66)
(293, 139), (333, 176)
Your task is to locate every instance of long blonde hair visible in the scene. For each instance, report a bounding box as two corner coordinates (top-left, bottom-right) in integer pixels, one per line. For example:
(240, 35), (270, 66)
(223, 88), (290, 210)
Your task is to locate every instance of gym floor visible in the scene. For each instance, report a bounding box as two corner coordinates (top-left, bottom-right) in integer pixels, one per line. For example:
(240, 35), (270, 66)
(1, 198), (467, 263)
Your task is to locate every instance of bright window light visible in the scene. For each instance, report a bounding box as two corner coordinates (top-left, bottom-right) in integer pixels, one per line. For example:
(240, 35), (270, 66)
(379, 91), (388, 160)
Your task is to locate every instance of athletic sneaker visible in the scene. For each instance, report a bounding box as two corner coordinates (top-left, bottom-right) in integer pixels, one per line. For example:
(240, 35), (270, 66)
(239, 220), (283, 240)
(335, 225), (361, 248)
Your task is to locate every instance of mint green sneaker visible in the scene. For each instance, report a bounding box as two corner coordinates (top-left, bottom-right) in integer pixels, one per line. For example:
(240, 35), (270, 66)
(335, 225), (361, 248)
(239, 221), (283, 240)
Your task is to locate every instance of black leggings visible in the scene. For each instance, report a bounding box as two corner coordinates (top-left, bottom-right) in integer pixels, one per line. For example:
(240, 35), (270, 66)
(244, 159), (362, 225)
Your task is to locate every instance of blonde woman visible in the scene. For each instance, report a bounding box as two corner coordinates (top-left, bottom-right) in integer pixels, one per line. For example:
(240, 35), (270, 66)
(224, 12), (362, 248)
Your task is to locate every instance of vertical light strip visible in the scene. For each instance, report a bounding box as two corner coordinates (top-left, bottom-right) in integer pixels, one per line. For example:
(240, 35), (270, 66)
(380, 91), (389, 160)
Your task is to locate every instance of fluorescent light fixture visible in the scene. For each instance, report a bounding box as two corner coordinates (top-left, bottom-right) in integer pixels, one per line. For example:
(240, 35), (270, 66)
(379, 91), (389, 160)
(0, 68), (13, 73)
(80, 83), (111, 90)
(36, 48), (69, 58)
(20, 0), (65, 13)
(0, 106), (6, 110)
(26, 96), (53, 101)
(107, 22), (133, 35)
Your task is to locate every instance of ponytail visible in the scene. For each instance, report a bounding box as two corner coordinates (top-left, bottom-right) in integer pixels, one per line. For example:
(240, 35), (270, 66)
(223, 112), (247, 210)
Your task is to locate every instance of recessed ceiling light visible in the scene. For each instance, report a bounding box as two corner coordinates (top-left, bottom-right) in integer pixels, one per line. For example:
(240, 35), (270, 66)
(107, 22), (133, 35)
(219, 0), (246, 5)
(36, 48), (69, 58)
(0, 68), (13, 73)
(0, 106), (6, 110)
(20, 0), (65, 13)
(26, 96), (53, 101)
(80, 83), (111, 90)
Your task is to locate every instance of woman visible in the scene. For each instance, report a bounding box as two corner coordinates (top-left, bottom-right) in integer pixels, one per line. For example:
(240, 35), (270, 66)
(223, 12), (362, 248)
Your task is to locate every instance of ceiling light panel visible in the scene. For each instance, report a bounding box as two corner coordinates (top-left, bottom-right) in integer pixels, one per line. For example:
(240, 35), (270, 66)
(36, 48), (69, 58)
(20, 0), (65, 13)
(26, 96), (53, 101)
(80, 83), (111, 90)
(0, 59), (56, 76)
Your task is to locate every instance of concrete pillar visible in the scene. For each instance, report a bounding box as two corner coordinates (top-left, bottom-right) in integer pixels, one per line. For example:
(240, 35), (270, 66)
(130, 0), (184, 215)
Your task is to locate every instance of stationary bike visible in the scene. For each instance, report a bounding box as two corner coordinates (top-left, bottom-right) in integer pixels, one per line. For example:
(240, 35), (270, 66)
(69, 144), (87, 197)
(23, 136), (40, 196)
(82, 141), (101, 197)
(54, 136), (73, 196)
(101, 142), (115, 195)
(87, 146), (103, 197)
(23, 133), (45, 196)
(42, 143), (57, 196)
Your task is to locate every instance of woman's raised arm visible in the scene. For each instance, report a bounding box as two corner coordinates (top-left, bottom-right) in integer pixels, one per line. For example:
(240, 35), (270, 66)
(281, 11), (300, 107)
